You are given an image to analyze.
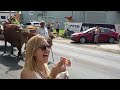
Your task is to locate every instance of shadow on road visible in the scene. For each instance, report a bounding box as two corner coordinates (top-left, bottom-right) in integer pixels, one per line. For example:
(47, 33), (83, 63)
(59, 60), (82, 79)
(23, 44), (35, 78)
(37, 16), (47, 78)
(0, 53), (23, 73)
(0, 45), (18, 53)
(0, 45), (25, 60)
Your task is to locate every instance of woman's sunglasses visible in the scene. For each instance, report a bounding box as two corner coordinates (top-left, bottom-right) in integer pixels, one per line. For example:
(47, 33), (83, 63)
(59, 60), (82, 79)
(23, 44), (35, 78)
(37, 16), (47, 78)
(38, 45), (51, 51)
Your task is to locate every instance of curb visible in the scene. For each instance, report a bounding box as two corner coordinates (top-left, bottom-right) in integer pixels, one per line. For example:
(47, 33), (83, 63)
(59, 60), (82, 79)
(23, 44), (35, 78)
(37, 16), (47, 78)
(53, 38), (120, 54)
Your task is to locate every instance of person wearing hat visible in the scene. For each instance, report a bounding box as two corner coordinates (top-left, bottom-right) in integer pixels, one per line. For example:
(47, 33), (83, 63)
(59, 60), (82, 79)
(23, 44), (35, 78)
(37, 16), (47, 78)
(36, 20), (49, 38)
(36, 20), (53, 46)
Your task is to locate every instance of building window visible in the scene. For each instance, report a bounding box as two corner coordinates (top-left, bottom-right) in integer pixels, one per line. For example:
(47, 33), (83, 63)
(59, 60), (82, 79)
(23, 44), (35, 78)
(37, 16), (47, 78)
(1, 16), (6, 19)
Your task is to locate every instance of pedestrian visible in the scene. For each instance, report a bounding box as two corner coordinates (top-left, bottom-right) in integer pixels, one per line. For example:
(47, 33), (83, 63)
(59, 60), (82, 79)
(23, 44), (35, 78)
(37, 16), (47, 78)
(9, 16), (20, 25)
(9, 16), (23, 30)
(36, 20), (49, 37)
(55, 21), (60, 37)
(48, 22), (55, 40)
(91, 29), (95, 43)
(47, 22), (51, 32)
(36, 20), (54, 46)
(94, 26), (100, 44)
(20, 34), (71, 79)
(50, 22), (54, 32)
(47, 22), (54, 32)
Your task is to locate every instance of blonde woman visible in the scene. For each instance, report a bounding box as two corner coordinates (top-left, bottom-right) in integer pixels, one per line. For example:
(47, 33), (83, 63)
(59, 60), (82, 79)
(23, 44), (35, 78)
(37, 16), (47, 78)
(21, 34), (69, 79)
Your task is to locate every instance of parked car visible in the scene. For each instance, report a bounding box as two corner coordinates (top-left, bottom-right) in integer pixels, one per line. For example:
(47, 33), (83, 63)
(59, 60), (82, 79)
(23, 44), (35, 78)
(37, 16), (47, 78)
(26, 20), (40, 26)
(70, 27), (119, 43)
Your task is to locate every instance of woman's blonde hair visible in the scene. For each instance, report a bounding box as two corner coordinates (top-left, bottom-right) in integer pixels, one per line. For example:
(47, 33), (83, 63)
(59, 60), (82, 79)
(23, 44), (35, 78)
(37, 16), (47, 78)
(24, 34), (46, 71)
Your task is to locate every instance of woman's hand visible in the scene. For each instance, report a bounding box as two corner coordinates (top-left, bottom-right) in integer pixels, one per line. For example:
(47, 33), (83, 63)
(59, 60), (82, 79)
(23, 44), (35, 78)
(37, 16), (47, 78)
(64, 71), (69, 79)
(50, 59), (66, 78)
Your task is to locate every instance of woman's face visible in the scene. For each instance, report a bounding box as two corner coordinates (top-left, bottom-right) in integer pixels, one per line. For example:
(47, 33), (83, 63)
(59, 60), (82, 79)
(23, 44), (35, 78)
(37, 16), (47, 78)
(34, 39), (51, 63)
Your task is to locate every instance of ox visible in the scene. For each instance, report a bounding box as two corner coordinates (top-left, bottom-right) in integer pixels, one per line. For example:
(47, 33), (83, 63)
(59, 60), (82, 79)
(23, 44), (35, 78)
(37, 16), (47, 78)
(0, 24), (4, 40)
(1, 23), (54, 60)
(3, 23), (29, 59)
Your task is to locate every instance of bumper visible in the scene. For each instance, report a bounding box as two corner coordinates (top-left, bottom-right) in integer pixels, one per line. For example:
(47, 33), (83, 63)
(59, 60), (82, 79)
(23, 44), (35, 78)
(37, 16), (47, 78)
(70, 35), (79, 42)
(117, 35), (120, 42)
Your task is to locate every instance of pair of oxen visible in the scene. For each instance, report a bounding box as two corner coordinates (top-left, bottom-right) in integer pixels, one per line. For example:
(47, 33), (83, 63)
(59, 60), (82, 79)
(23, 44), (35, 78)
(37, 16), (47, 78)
(0, 22), (54, 60)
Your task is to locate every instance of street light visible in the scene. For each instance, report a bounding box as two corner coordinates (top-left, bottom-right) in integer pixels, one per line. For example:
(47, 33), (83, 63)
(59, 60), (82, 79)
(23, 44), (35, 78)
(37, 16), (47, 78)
(72, 11), (73, 17)
(83, 11), (86, 22)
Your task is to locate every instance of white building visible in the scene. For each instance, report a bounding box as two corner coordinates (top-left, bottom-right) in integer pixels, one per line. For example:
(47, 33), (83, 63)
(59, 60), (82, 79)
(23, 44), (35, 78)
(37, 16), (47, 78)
(21, 11), (120, 29)
(0, 11), (17, 22)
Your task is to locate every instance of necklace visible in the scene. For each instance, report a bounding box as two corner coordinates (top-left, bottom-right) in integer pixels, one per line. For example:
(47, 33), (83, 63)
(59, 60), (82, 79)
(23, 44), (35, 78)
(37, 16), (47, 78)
(35, 68), (48, 79)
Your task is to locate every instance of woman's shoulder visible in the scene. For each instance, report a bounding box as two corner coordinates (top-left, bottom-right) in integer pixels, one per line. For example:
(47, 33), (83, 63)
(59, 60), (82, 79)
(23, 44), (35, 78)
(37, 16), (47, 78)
(20, 69), (35, 79)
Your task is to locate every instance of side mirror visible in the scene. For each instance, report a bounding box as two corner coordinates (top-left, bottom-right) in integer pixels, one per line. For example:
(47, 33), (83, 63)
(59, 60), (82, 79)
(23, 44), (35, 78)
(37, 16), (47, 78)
(88, 31), (91, 33)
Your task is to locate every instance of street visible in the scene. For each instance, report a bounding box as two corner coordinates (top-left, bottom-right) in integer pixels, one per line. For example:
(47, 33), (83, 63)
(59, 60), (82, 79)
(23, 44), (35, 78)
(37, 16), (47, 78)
(0, 40), (120, 79)
(52, 42), (120, 79)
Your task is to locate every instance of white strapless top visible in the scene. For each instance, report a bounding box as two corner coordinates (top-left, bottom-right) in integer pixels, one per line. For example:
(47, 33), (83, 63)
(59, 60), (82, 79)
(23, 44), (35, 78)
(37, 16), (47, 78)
(34, 71), (69, 79)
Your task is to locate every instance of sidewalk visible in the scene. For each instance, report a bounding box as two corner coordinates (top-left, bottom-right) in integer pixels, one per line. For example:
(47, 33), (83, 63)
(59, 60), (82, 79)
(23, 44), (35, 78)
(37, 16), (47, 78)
(53, 37), (120, 54)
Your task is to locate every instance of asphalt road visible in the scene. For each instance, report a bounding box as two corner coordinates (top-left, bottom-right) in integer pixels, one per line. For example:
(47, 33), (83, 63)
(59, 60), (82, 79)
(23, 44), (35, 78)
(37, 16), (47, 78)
(51, 42), (120, 79)
(0, 40), (120, 79)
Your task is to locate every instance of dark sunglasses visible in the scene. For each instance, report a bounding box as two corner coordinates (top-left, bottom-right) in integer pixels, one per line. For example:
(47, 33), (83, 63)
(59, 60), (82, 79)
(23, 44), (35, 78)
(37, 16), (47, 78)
(38, 45), (51, 51)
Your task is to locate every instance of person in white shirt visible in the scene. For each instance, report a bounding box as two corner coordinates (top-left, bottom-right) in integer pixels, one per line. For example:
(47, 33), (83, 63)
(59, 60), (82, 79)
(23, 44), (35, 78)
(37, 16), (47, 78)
(36, 20), (53, 46)
(36, 20), (49, 38)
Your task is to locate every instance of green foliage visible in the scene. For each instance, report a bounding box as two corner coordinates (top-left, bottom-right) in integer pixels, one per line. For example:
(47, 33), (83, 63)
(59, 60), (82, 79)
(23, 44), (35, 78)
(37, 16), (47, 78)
(53, 29), (65, 36)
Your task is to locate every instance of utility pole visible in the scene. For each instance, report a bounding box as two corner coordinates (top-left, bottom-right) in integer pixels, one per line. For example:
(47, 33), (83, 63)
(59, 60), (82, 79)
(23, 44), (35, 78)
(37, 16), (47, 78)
(105, 11), (107, 23)
(83, 11), (85, 22)
(9, 11), (11, 17)
(42, 11), (46, 21)
(72, 11), (73, 17)
(42, 11), (47, 22)
(79, 11), (81, 22)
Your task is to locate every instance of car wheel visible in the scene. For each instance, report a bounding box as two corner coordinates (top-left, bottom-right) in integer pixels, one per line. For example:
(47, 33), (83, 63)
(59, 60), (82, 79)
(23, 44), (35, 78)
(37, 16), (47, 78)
(79, 37), (86, 43)
(108, 37), (115, 43)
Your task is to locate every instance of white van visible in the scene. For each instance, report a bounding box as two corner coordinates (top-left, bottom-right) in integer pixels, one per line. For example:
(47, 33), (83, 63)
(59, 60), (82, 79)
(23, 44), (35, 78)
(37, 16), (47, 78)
(65, 22), (120, 33)
(64, 22), (120, 38)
